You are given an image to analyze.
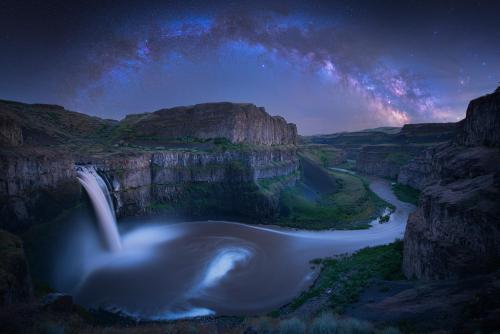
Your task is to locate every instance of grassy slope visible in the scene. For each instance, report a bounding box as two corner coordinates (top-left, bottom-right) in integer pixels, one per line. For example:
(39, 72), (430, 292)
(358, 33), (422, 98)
(277, 170), (391, 230)
(299, 145), (345, 168)
(282, 241), (404, 314)
(392, 183), (421, 205)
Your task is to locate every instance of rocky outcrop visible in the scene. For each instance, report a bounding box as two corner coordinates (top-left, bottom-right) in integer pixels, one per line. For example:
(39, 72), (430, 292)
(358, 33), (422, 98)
(306, 123), (457, 161)
(0, 229), (33, 306)
(396, 122), (458, 144)
(397, 144), (444, 190)
(0, 148), (81, 231)
(121, 102), (298, 145)
(457, 90), (500, 147)
(0, 100), (299, 230)
(0, 118), (23, 147)
(93, 147), (299, 220)
(356, 145), (425, 179)
(403, 89), (500, 280)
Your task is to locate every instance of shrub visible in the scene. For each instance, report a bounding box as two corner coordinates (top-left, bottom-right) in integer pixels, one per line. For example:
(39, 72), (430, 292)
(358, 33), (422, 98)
(279, 318), (306, 334)
(311, 312), (338, 334)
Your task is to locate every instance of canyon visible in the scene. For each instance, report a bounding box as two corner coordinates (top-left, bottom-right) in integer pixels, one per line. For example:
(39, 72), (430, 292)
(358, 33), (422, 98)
(402, 89), (500, 279)
(306, 122), (458, 179)
(0, 100), (298, 231)
(1, 90), (499, 332)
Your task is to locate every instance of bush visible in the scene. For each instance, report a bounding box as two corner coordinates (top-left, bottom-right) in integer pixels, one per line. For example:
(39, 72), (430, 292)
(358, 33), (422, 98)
(279, 318), (306, 334)
(311, 312), (338, 334)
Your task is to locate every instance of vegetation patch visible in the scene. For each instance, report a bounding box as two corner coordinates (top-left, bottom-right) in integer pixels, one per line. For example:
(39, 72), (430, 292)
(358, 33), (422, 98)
(257, 172), (299, 195)
(334, 159), (356, 170)
(277, 171), (391, 230)
(392, 183), (421, 205)
(299, 145), (345, 168)
(285, 241), (404, 314)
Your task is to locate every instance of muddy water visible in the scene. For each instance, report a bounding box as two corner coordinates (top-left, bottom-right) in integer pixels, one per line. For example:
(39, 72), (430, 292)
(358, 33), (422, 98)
(46, 177), (414, 320)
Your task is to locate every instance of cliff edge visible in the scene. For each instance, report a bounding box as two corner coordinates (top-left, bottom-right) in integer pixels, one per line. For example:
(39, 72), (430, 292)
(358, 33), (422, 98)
(403, 89), (500, 279)
(120, 102), (297, 145)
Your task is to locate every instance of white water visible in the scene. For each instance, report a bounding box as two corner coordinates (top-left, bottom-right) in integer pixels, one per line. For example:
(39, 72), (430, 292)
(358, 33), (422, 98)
(76, 165), (122, 252)
(45, 174), (414, 320)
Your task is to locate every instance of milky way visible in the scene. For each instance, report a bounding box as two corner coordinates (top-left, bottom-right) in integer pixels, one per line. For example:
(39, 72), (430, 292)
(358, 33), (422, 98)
(1, 0), (499, 134)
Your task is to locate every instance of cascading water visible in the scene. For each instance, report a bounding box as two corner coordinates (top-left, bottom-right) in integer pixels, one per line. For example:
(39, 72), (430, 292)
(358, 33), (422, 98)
(76, 165), (122, 251)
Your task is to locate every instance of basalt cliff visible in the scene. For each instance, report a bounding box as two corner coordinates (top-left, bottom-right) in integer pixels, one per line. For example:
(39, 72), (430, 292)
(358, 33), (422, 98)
(0, 100), (298, 231)
(305, 122), (458, 179)
(401, 90), (500, 279)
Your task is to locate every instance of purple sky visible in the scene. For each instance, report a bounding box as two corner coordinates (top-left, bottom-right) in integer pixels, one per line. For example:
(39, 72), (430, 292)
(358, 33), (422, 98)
(1, 0), (499, 134)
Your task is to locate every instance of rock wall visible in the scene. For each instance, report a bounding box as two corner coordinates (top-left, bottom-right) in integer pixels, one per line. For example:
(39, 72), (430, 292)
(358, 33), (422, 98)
(0, 229), (33, 306)
(121, 102), (298, 145)
(1, 146), (299, 230)
(457, 91), (500, 147)
(0, 118), (23, 147)
(95, 147), (299, 220)
(0, 149), (81, 231)
(0, 99), (299, 230)
(403, 90), (500, 280)
(356, 145), (425, 179)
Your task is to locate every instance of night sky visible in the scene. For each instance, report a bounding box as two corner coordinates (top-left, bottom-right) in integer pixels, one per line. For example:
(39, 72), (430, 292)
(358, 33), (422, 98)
(1, 0), (499, 134)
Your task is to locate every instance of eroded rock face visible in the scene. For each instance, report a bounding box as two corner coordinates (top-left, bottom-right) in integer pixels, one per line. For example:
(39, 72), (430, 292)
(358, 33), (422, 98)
(94, 147), (299, 220)
(0, 100), (299, 230)
(1, 146), (299, 229)
(457, 91), (500, 147)
(0, 229), (33, 306)
(121, 102), (298, 145)
(0, 118), (23, 147)
(403, 90), (500, 280)
(0, 148), (81, 231)
(356, 145), (425, 179)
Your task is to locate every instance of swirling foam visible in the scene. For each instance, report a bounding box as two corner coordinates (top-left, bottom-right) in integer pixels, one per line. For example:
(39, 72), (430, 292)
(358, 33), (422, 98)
(201, 248), (251, 288)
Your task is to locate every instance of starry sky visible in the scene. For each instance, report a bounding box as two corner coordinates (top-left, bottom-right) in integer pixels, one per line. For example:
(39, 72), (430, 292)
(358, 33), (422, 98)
(1, 0), (499, 134)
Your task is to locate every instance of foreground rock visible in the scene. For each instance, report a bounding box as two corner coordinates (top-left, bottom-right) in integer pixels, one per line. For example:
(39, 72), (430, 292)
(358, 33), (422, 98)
(402, 89), (500, 280)
(347, 271), (500, 332)
(0, 230), (33, 306)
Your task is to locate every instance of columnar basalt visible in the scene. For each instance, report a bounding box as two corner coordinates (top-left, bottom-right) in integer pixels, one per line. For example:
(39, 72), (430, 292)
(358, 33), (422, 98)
(402, 90), (500, 280)
(0, 100), (299, 230)
(120, 102), (298, 145)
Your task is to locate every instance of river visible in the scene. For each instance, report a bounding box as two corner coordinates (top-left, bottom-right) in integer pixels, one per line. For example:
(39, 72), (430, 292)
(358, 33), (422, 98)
(41, 176), (415, 320)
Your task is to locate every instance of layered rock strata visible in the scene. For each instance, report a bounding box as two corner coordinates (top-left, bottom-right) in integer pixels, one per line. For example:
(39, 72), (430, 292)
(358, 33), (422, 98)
(0, 100), (299, 230)
(402, 90), (500, 279)
(120, 102), (298, 145)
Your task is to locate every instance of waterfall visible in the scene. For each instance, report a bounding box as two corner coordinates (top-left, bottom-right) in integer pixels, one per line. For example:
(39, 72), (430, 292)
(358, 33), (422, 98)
(76, 165), (122, 251)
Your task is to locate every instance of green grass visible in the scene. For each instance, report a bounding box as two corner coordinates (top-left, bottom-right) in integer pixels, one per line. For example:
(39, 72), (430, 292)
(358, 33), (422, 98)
(277, 171), (390, 230)
(300, 145), (345, 168)
(392, 183), (421, 205)
(333, 159), (356, 170)
(257, 172), (299, 195)
(286, 241), (404, 314)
